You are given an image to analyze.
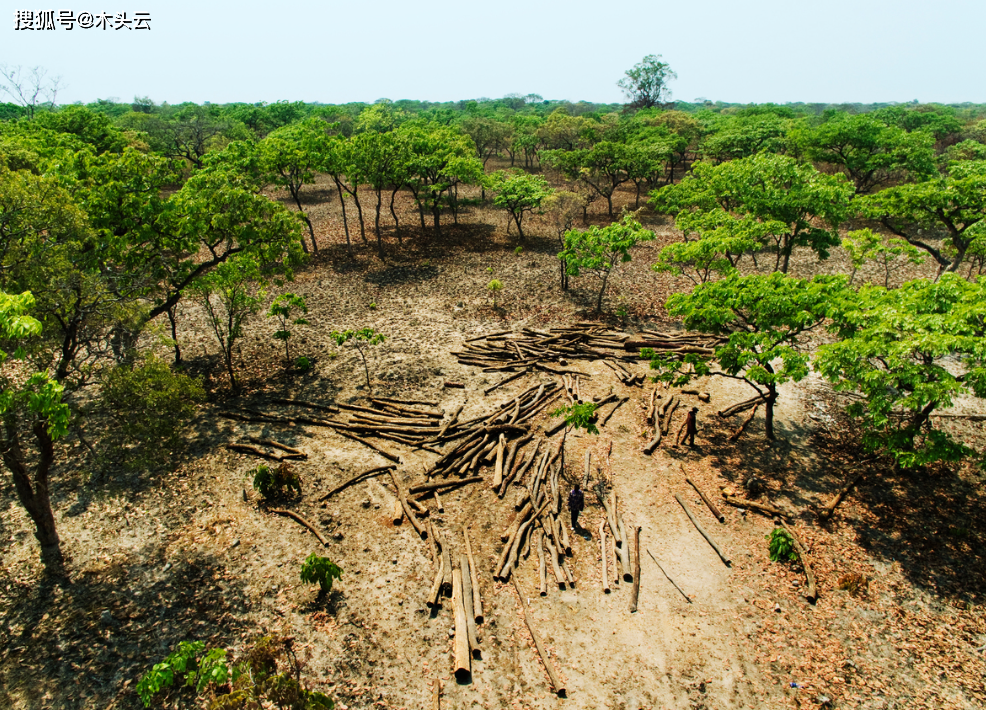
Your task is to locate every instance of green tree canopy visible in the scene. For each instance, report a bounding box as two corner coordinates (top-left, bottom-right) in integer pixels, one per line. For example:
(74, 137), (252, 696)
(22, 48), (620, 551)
(484, 170), (554, 240)
(618, 54), (677, 110)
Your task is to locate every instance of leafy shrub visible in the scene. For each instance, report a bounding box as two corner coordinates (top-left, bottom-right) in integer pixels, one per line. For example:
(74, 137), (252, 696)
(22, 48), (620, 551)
(837, 572), (870, 598)
(136, 640), (235, 707)
(252, 463), (302, 500)
(100, 355), (205, 469)
(300, 553), (343, 593)
(295, 355), (312, 371)
(551, 402), (599, 434)
(487, 278), (504, 308)
(766, 527), (798, 562)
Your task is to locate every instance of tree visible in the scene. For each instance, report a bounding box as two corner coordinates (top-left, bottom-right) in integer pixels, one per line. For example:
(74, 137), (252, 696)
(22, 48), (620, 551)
(484, 170), (554, 240)
(268, 293), (309, 364)
(856, 160), (986, 275)
(618, 55), (676, 110)
(545, 190), (587, 290)
(259, 118), (330, 253)
(461, 116), (512, 168)
(645, 272), (848, 440)
(790, 113), (935, 194)
(0, 64), (62, 119)
(650, 153), (854, 273)
(543, 141), (635, 217)
(841, 228), (924, 287)
(331, 328), (386, 391)
(815, 274), (986, 468)
(0, 290), (71, 577)
(193, 256), (267, 392)
(699, 112), (791, 163)
(349, 129), (412, 255)
(487, 278), (503, 309)
(558, 214), (654, 312)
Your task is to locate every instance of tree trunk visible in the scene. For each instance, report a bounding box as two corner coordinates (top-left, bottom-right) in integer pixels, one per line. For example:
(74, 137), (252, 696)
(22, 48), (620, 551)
(333, 177), (353, 257)
(291, 186), (317, 253)
(606, 194), (614, 217)
(389, 187), (402, 245)
(3, 417), (65, 578)
(166, 304), (182, 365)
(764, 389), (777, 440)
(596, 269), (611, 314)
(375, 189), (385, 260)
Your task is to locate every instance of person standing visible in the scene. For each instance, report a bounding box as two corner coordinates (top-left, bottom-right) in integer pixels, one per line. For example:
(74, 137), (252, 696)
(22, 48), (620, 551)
(676, 407), (699, 447)
(568, 484), (585, 530)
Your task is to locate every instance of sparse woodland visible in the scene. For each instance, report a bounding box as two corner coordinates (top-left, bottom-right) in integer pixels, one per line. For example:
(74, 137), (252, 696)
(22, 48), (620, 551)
(0, 58), (985, 709)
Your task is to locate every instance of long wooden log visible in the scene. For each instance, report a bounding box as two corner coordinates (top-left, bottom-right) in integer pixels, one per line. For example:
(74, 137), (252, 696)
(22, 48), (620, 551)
(271, 398), (340, 414)
(535, 529), (548, 596)
(642, 425), (662, 455)
(373, 395), (440, 407)
(492, 435), (505, 489)
(485, 369), (529, 396)
(464, 531), (483, 623)
(598, 396), (629, 428)
(390, 470), (427, 539)
(269, 509), (328, 546)
(781, 522), (818, 603)
(227, 444), (286, 462)
(560, 557), (575, 586)
(512, 577), (565, 696)
(721, 492), (788, 519)
(686, 477), (725, 523)
(245, 437), (307, 456)
(459, 553), (481, 657)
(661, 396), (679, 436)
(675, 493), (730, 566)
(329, 427), (401, 463)
(320, 464), (397, 501)
(544, 534), (566, 587)
(436, 404), (464, 439)
(427, 551), (445, 609)
(819, 471), (864, 521)
(646, 389), (658, 425)
(729, 404), (760, 442)
(600, 520), (610, 594)
(426, 520), (439, 563)
(718, 395), (765, 419)
(452, 566), (472, 682)
(432, 678), (441, 710)
(629, 525), (642, 612)
(646, 548), (692, 603)
(409, 476), (484, 495)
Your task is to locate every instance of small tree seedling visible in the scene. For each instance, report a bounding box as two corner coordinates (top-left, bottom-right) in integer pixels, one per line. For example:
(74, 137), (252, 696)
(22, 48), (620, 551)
(252, 463), (302, 500)
(766, 528), (798, 562)
(552, 402), (599, 435)
(330, 328), (385, 391)
(487, 278), (503, 309)
(300, 553), (343, 594)
(268, 292), (309, 364)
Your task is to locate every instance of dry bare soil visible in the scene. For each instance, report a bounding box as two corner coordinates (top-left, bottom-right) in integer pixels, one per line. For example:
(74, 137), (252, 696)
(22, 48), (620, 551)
(2, 175), (985, 710)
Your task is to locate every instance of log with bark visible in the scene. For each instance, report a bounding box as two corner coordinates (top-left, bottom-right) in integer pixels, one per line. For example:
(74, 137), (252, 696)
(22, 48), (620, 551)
(227, 444), (292, 462)
(818, 471), (864, 521)
(512, 577), (565, 696)
(600, 520), (610, 594)
(427, 551), (445, 609)
(329, 427), (401, 463)
(597, 396), (629, 427)
(720, 492), (789, 519)
(390, 470), (427, 539)
(729, 403), (760, 442)
(661, 396), (679, 436)
(444, 381), (465, 389)
(675, 493), (730, 566)
(535, 529), (548, 596)
(452, 566), (472, 682)
(245, 437), (307, 457)
(718, 395), (766, 418)
(629, 525), (642, 613)
(464, 530), (484, 624)
(269, 509), (328, 546)
(409, 476), (484, 496)
(686, 477), (725, 522)
(320, 464), (397, 501)
(459, 553), (481, 657)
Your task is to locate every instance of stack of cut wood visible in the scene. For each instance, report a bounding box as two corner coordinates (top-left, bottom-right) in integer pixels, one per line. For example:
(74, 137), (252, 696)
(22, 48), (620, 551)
(597, 487), (634, 587)
(453, 326), (636, 374)
(623, 328), (725, 356)
(493, 437), (576, 591)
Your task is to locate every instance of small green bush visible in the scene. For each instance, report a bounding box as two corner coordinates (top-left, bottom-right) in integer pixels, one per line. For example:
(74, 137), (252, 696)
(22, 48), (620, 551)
(252, 463), (302, 500)
(300, 553), (343, 593)
(767, 528), (798, 562)
(295, 355), (312, 371)
(551, 402), (599, 435)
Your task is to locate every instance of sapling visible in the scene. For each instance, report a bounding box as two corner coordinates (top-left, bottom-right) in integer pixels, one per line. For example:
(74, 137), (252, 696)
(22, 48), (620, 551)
(268, 292), (309, 364)
(552, 402), (599, 434)
(300, 553), (343, 594)
(331, 328), (385, 391)
(487, 278), (503, 309)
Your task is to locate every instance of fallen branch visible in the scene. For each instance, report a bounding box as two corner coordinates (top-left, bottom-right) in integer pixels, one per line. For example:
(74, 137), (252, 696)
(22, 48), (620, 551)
(511, 577), (565, 696)
(319, 464), (397, 501)
(717, 395), (765, 419)
(729, 404), (759, 442)
(409, 476), (484, 495)
(246, 437), (307, 457)
(819, 471), (864, 521)
(269, 509), (328, 546)
(674, 493), (730, 566)
(629, 525), (642, 613)
(686, 477), (725, 523)
(720, 492), (788, 519)
(646, 549), (691, 603)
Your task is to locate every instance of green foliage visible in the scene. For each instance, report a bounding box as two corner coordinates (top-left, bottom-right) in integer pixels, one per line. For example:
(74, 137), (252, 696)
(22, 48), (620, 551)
(252, 463), (302, 500)
(136, 640), (233, 707)
(268, 292), (309, 364)
(543, 141), (638, 217)
(651, 153), (854, 274)
(558, 214), (654, 312)
(514, 246), (524, 255)
(295, 355), (312, 371)
(699, 112), (792, 162)
(645, 272), (849, 440)
(789, 112), (936, 193)
(300, 553), (343, 593)
(814, 274), (986, 468)
(767, 528), (798, 563)
(330, 328), (385, 390)
(618, 54), (677, 110)
(551, 402), (599, 435)
(484, 170), (554, 240)
(99, 355), (204, 469)
(841, 228), (924, 287)
(487, 278), (503, 308)
(856, 160), (986, 274)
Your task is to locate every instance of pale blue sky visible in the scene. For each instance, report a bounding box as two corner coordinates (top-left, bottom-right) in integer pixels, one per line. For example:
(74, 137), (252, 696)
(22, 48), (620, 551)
(3, 0), (985, 106)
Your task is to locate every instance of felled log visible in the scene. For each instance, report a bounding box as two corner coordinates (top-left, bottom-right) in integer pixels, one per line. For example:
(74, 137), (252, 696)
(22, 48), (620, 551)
(245, 437), (307, 457)
(492, 436), (505, 490)
(818, 471), (864, 521)
(390, 470), (427, 539)
(535, 529), (547, 596)
(436, 404), (463, 439)
(661, 396), (679, 436)
(372, 396), (440, 408)
(561, 558), (575, 586)
(464, 531), (483, 623)
(675, 493), (730, 566)
(686, 477), (725, 523)
(452, 566), (472, 682)
(598, 396), (629, 427)
(459, 553), (481, 657)
(629, 525), (642, 613)
(600, 521), (610, 594)
(426, 521), (439, 563)
(329, 427), (401, 464)
(558, 510), (571, 555)
(227, 444), (286, 462)
(718, 395), (765, 419)
(437, 528), (453, 596)
(511, 577), (564, 696)
(720, 492), (789, 519)
(432, 678), (441, 710)
(431, 483), (444, 514)
(392, 495), (404, 526)
(642, 426), (662, 455)
(484, 369), (529, 396)
(269, 509), (328, 546)
(427, 552), (445, 609)
(409, 476), (484, 496)
(729, 404), (760, 442)
(582, 450), (592, 488)
(646, 389), (658, 425)
(544, 535), (566, 587)
(271, 398), (340, 414)
(646, 548), (691, 603)
(320, 464), (397, 501)
(781, 522), (818, 603)
(444, 381), (465, 389)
